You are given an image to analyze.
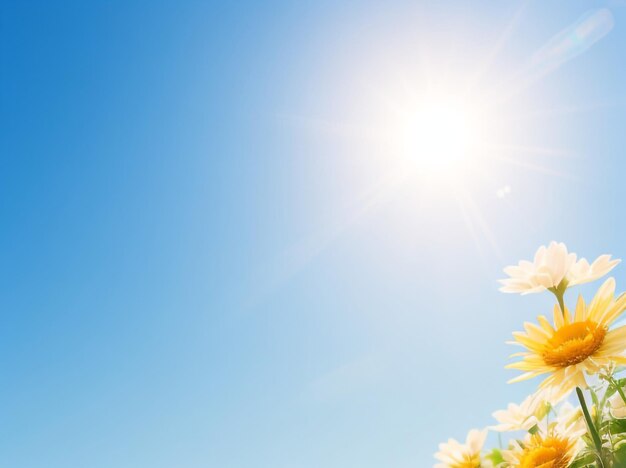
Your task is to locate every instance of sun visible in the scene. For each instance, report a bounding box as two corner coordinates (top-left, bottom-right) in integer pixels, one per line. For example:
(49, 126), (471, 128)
(401, 97), (484, 179)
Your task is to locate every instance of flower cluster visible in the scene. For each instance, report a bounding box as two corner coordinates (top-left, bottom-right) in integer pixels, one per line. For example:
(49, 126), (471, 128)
(435, 242), (626, 467)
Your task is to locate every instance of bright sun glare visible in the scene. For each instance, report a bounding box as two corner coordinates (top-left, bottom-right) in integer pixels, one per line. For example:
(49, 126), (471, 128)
(402, 98), (483, 179)
(268, 7), (616, 298)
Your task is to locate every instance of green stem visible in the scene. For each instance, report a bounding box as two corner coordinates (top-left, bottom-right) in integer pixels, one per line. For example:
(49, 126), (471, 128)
(576, 387), (605, 464)
(549, 280), (568, 316)
(556, 292), (565, 317)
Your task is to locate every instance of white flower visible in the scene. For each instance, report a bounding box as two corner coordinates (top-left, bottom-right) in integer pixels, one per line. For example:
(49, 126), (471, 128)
(499, 241), (620, 295)
(568, 254), (621, 286)
(434, 428), (487, 468)
(551, 401), (585, 435)
(489, 393), (543, 432)
(609, 391), (626, 418)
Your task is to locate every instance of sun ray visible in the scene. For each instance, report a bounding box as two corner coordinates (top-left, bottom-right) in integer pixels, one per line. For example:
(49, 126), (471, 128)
(464, 0), (530, 94)
(510, 98), (626, 120)
(458, 187), (504, 261)
(486, 153), (578, 180)
(455, 192), (489, 266)
(247, 166), (410, 307)
(277, 113), (388, 142)
(485, 144), (576, 159)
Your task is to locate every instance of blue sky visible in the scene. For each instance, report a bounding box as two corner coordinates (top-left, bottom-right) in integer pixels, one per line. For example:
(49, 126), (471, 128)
(2, 1), (626, 467)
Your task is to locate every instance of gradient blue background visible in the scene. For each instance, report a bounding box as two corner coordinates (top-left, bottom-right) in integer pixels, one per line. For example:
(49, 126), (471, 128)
(2, 1), (626, 467)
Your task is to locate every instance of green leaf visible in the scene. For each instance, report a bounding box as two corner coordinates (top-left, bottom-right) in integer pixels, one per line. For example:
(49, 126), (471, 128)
(613, 441), (626, 466)
(607, 418), (626, 435)
(605, 378), (626, 400)
(590, 387), (602, 429)
(484, 448), (504, 466)
(568, 450), (598, 468)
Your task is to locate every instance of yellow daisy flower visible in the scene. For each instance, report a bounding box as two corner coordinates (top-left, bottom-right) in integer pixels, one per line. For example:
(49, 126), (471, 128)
(504, 434), (578, 468)
(507, 277), (626, 399)
(503, 402), (585, 468)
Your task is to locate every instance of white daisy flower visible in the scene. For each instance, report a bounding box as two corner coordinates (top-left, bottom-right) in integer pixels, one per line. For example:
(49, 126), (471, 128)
(499, 241), (620, 295)
(609, 390), (626, 419)
(551, 401), (585, 435)
(434, 428), (487, 468)
(489, 392), (545, 432)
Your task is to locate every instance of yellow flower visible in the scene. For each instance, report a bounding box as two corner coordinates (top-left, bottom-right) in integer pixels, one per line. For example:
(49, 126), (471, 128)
(503, 402), (585, 468)
(499, 241), (619, 295)
(505, 435), (576, 468)
(434, 429), (487, 468)
(507, 278), (626, 399)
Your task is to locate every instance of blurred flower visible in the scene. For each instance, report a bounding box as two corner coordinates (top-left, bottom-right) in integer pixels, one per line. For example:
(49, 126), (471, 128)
(551, 401), (585, 435)
(609, 390), (626, 418)
(434, 428), (487, 468)
(507, 278), (626, 400)
(499, 241), (619, 295)
(490, 393), (544, 432)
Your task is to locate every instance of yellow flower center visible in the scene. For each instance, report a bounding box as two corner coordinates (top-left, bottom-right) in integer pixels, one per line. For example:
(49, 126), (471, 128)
(518, 436), (571, 468)
(541, 320), (607, 367)
(450, 455), (481, 468)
